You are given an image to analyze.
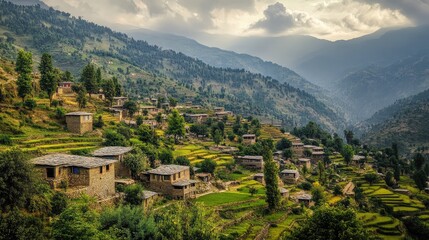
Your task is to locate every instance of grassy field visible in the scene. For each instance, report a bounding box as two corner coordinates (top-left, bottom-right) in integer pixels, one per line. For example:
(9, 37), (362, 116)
(196, 192), (255, 207)
(173, 144), (234, 166)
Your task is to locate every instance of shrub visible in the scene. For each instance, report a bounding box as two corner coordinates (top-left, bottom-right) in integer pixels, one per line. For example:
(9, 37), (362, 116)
(124, 184), (144, 205)
(70, 148), (91, 156)
(23, 99), (37, 110)
(0, 134), (12, 145)
(51, 191), (68, 215)
(93, 115), (104, 129)
(51, 100), (60, 107)
(55, 107), (66, 120)
(298, 182), (312, 190)
(201, 159), (217, 174)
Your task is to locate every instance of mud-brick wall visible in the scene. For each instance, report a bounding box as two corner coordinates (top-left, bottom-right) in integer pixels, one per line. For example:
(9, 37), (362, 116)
(66, 115), (93, 134)
(88, 164), (116, 199)
(69, 168), (90, 187)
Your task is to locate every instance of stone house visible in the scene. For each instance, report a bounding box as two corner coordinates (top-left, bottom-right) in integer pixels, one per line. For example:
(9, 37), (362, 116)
(65, 112), (93, 134)
(142, 190), (159, 209)
(92, 146), (134, 178)
(292, 142), (304, 157)
(352, 155), (366, 165)
(253, 173), (265, 184)
(281, 169), (300, 184)
(298, 158), (311, 169)
(215, 111), (233, 119)
(311, 151), (325, 163)
(139, 105), (159, 115)
(297, 194), (313, 207)
(113, 97), (128, 107)
(184, 113), (209, 123)
(142, 165), (197, 199)
(57, 81), (74, 94)
(280, 187), (290, 199)
(195, 173), (212, 182)
(236, 155), (264, 170)
(242, 134), (256, 145)
(33, 154), (117, 200)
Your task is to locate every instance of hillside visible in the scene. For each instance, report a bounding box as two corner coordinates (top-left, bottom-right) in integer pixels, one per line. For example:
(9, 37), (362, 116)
(336, 54), (429, 120)
(357, 89), (429, 153)
(0, 2), (344, 131)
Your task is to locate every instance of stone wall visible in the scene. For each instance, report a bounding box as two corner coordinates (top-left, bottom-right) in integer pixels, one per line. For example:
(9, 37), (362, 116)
(66, 115), (93, 134)
(88, 164), (116, 200)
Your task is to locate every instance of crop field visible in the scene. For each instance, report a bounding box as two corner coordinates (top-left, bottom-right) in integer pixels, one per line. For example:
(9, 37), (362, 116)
(173, 144), (234, 166)
(357, 212), (403, 239)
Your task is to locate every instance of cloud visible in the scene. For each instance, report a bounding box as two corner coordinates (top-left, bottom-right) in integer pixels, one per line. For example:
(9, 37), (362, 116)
(250, 2), (315, 34)
(356, 0), (429, 25)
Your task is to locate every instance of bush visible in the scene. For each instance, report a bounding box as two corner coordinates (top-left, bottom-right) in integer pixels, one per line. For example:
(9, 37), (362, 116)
(93, 115), (104, 129)
(51, 191), (68, 215)
(201, 159), (217, 174)
(298, 182), (312, 190)
(0, 134), (13, 145)
(24, 99), (37, 110)
(55, 107), (66, 120)
(103, 130), (129, 146)
(70, 148), (91, 156)
(51, 100), (60, 107)
(124, 184), (144, 205)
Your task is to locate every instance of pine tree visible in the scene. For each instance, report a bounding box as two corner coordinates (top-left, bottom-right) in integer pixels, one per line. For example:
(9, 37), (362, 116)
(80, 63), (96, 99)
(15, 50), (33, 101)
(39, 53), (58, 105)
(102, 78), (115, 106)
(112, 77), (122, 96)
(263, 141), (281, 211)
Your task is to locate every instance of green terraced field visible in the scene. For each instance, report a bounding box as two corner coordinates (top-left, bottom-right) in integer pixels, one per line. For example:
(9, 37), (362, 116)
(196, 192), (255, 207)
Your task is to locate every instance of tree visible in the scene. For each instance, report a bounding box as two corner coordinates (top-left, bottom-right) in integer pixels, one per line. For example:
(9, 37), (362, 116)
(102, 78), (115, 106)
(51, 191), (68, 215)
(413, 170), (427, 190)
(394, 164), (401, 181)
(168, 97), (178, 107)
(112, 77), (122, 96)
(123, 100), (138, 119)
(282, 148), (293, 159)
(201, 159), (217, 174)
(124, 151), (148, 178)
(137, 124), (158, 145)
(190, 124), (208, 137)
(212, 129), (223, 146)
(0, 208), (45, 240)
(72, 84), (87, 109)
(317, 162), (326, 185)
(159, 148), (174, 164)
(276, 138), (292, 150)
(287, 207), (373, 240)
(344, 130), (354, 145)
(333, 185), (342, 195)
(175, 156), (191, 166)
(0, 149), (36, 211)
(342, 144), (354, 165)
(363, 173), (379, 185)
(385, 171), (395, 187)
(166, 110), (185, 143)
(95, 67), (102, 87)
(155, 112), (163, 125)
(414, 153), (426, 170)
(124, 184), (144, 205)
(103, 130), (128, 146)
(311, 185), (326, 206)
(15, 50), (33, 101)
(39, 53), (58, 105)
(136, 115), (143, 126)
(263, 143), (281, 211)
(80, 63), (97, 99)
(249, 186), (258, 196)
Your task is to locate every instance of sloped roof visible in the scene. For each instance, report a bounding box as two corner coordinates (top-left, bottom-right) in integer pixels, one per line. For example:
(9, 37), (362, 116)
(172, 179), (197, 187)
(146, 165), (189, 175)
(93, 146), (133, 156)
(143, 190), (158, 199)
(65, 112), (92, 116)
(281, 169), (299, 174)
(238, 155), (263, 160)
(33, 154), (117, 168)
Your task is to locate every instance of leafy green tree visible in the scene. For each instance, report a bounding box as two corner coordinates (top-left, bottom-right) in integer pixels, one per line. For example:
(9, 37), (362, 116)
(189, 124), (208, 136)
(15, 50), (33, 101)
(52, 197), (106, 240)
(155, 112), (163, 124)
(413, 170), (427, 190)
(249, 186), (258, 196)
(0, 208), (45, 240)
(394, 164), (401, 181)
(342, 144), (354, 165)
(363, 173), (379, 185)
(139, 144), (158, 168)
(166, 110), (185, 143)
(124, 151), (148, 178)
(311, 185), (326, 206)
(276, 138), (292, 150)
(51, 191), (68, 215)
(124, 184), (144, 205)
(287, 207), (373, 240)
(123, 100), (138, 119)
(159, 148), (174, 164)
(0, 149), (36, 211)
(333, 185), (342, 195)
(414, 153), (426, 170)
(402, 216), (429, 240)
(137, 124), (158, 145)
(344, 130), (354, 145)
(212, 129), (223, 146)
(72, 84), (87, 109)
(201, 159), (217, 174)
(102, 78), (115, 106)
(175, 156), (191, 166)
(136, 115), (143, 126)
(385, 171), (395, 187)
(39, 53), (58, 105)
(116, 126), (132, 140)
(80, 63), (97, 99)
(317, 162), (326, 185)
(282, 148), (293, 159)
(263, 143), (281, 211)
(168, 97), (177, 107)
(112, 77), (122, 97)
(95, 67), (102, 87)
(103, 130), (128, 146)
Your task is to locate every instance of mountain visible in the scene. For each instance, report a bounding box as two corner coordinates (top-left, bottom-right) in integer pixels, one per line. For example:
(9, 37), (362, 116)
(357, 89), (429, 154)
(6, 0), (48, 8)
(125, 29), (341, 113)
(336, 54), (429, 121)
(294, 26), (429, 87)
(0, 1), (344, 131)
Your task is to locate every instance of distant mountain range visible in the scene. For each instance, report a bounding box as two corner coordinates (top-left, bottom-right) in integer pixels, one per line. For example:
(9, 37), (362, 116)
(357, 89), (429, 153)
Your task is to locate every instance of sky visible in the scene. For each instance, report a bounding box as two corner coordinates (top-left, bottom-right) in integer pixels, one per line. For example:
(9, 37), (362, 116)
(41, 0), (429, 41)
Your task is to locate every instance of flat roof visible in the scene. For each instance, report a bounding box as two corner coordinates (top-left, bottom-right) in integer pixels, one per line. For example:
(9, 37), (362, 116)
(146, 165), (189, 175)
(172, 179), (197, 187)
(312, 152), (325, 155)
(238, 155), (263, 160)
(65, 112), (92, 116)
(297, 194), (312, 200)
(281, 169), (299, 174)
(143, 190), (158, 199)
(242, 134), (256, 137)
(93, 146), (133, 156)
(33, 154), (117, 168)
(298, 158), (311, 162)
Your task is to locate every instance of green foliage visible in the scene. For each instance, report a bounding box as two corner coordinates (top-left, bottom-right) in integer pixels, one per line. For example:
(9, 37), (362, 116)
(72, 84), (88, 109)
(166, 110), (185, 142)
(100, 205), (157, 240)
(286, 207), (374, 240)
(70, 148), (92, 156)
(51, 191), (68, 215)
(55, 107), (66, 120)
(23, 98), (37, 110)
(342, 144), (354, 165)
(201, 159), (217, 174)
(136, 115), (143, 126)
(189, 124), (208, 136)
(123, 151), (148, 178)
(137, 124), (158, 145)
(298, 182), (313, 191)
(124, 184), (144, 205)
(39, 53), (58, 104)
(159, 148), (174, 164)
(333, 185), (342, 195)
(403, 216), (429, 240)
(0, 134), (12, 145)
(175, 156), (191, 166)
(413, 153), (426, 170)
(264, 145), (281, 211)
(103, 130), (129, 146)
(93, 115), (104, 129)
(0, 149), (36, 211)
(212, 129), (223, 145)
(413, 170), (427, 190)
(0, 208), (45, 240)
(249, 186), (258, 196)
(117, 125), (132, 140)
(123, 101), (138, 118)
(15, 50), (32, 101)
(311, 185), (326, 206)
(363, 173), (379, 185)
(102, 78), (115, 106)
(384, 171), (395, 187)
(276, 138), (292, 150)
(52, 197), (106, 240)
(80, 63), (97, 96)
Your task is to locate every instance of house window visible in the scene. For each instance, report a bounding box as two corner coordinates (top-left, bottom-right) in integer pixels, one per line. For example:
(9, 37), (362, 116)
(163, 175), (170, 181)
(178, 172), (181, 178)
(100, 166), (103, 174)
(46, 168), (55, 178)
(72, 167), (80, 174)
(173, 174), (176, 181)
(106, 164), (110, 171)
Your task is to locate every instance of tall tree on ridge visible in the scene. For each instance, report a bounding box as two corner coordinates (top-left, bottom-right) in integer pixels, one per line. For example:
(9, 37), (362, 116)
(39, 53), (58, 105)
(15, 50), (33, 101)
